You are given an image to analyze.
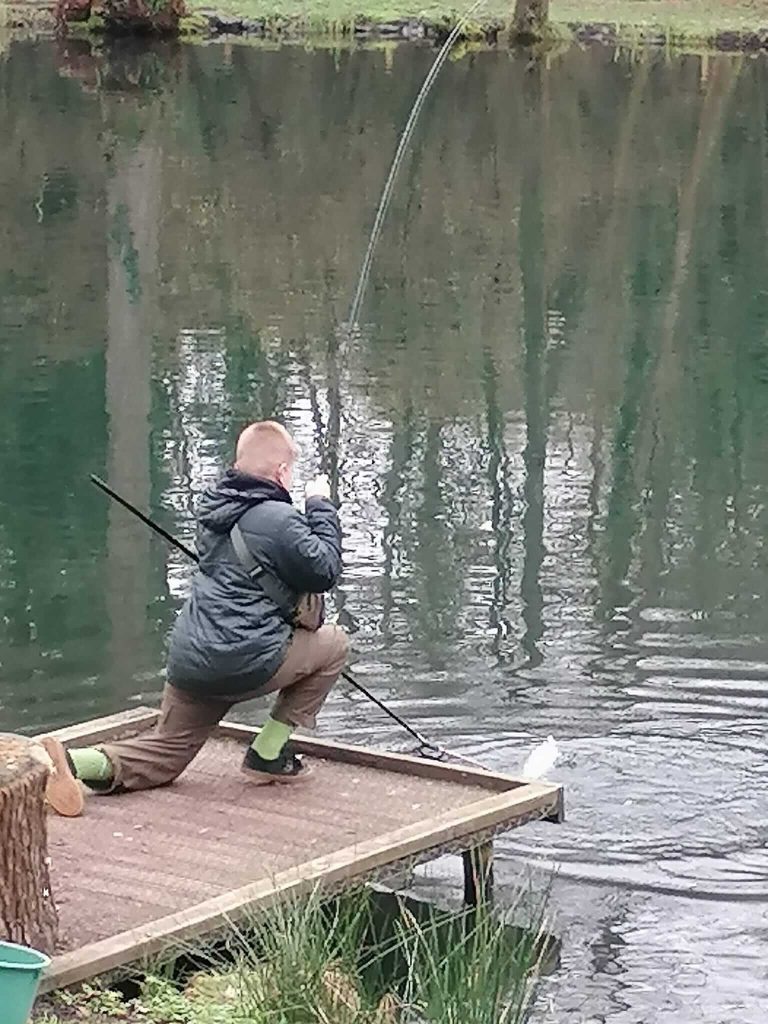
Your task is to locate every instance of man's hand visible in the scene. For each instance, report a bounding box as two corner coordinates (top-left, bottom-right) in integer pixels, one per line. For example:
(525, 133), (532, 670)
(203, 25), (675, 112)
(305, 474), (331, 501)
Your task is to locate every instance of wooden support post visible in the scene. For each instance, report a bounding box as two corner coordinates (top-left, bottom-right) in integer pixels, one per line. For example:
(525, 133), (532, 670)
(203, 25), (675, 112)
(0, 736), (59, 953)
(462, 841), (494, 908)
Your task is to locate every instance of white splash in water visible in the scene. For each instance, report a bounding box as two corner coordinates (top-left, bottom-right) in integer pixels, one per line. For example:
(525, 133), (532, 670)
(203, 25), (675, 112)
(521, 736), (560, 780)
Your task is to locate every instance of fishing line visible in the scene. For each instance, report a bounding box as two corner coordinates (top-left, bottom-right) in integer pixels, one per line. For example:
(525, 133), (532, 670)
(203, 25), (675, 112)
(296, 5), (491, 764)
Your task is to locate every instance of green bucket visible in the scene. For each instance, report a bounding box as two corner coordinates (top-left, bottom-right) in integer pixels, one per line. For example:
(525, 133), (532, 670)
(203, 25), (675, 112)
(0, 941), (50, 1024)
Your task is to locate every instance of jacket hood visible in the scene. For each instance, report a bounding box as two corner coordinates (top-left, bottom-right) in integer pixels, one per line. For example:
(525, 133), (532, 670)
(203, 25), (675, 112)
(197, 469), (292, 534)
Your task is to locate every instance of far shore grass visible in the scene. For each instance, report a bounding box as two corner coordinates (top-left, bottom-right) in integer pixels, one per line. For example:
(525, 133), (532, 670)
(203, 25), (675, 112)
(185, 0), (768, 41)
(4, 0), (768, 49)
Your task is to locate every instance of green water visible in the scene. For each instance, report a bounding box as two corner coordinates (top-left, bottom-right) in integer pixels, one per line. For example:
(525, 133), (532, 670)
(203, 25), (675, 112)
(1, 37), (767, 1023)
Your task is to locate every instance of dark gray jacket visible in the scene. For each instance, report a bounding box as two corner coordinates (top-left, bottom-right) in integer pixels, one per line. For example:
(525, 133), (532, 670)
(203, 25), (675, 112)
(166, 469), (343, 695)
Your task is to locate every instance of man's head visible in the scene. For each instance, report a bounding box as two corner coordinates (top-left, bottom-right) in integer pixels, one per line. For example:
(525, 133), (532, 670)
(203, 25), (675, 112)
(235, 421), (298, 491)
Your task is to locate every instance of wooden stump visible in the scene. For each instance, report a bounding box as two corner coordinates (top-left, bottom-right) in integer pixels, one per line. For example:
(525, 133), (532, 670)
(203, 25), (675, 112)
(0, 735), (59, 954)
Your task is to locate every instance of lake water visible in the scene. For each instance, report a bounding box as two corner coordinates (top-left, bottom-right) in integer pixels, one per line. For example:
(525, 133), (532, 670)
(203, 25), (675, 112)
(1, 36), (767, 1023)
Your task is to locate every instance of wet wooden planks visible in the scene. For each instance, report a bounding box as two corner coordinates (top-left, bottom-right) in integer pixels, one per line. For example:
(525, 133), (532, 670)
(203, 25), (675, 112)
(37, 708), (563, 992)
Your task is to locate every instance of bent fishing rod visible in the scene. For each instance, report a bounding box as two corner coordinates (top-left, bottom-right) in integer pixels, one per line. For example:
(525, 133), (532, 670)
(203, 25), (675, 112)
(347, 0), (487, 325)
(90, 474), (483, 768)
(87, 5), (514, 773)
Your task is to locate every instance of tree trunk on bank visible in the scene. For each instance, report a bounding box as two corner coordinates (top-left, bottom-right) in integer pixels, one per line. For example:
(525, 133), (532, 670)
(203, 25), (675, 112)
(0, 737), (58, 954)
(512, 0), (549, 42)
(55, 0), (185, 33)
(100, 0), (185, 34)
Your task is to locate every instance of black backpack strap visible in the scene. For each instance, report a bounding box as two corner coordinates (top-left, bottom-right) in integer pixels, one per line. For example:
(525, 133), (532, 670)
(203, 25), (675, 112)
(230, 521), (296, 623)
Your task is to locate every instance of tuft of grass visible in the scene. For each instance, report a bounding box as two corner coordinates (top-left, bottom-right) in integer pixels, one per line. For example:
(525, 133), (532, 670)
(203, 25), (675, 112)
(36, 882), (550, 1023)
(397, 906), (545, 1023)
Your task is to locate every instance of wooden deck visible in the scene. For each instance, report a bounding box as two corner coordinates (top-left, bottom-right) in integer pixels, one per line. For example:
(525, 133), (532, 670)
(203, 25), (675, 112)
(37, 707), (563, 993)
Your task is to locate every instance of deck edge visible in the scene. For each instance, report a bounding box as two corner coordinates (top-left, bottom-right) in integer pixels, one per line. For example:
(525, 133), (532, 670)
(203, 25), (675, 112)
(38, 707), (161, 745)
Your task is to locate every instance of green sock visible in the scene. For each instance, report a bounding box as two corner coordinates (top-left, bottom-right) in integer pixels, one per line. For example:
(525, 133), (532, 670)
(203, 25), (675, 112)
(69, 748), (114, 783)
(252, 718), (292, 761)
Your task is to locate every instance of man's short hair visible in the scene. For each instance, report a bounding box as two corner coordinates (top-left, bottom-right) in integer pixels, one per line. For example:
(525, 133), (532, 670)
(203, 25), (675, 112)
(235, 421), (298, 477)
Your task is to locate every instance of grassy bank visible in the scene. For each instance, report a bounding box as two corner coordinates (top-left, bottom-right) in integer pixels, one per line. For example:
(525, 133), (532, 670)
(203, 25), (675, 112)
(34, 886), (551, 1023)
(4, 0), (768, 45)
(186, 0), (768, 46)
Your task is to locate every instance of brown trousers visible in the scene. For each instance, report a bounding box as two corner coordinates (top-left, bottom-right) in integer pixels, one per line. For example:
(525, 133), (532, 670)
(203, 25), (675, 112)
(99, 624), (348, 793)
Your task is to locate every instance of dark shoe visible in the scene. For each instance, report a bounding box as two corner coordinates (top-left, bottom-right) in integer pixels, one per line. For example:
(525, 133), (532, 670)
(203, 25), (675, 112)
(41, 737), (85, 817)
(241, 745), (312, 785)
